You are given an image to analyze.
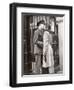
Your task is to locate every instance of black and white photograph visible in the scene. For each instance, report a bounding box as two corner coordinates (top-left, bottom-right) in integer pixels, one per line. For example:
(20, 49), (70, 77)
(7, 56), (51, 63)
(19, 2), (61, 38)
(10, 3), (72, 87)
(22, 14), (64, 75)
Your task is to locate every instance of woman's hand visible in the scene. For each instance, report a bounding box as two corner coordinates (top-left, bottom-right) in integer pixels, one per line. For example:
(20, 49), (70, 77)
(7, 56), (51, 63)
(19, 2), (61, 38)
(43, 55), (46, 62)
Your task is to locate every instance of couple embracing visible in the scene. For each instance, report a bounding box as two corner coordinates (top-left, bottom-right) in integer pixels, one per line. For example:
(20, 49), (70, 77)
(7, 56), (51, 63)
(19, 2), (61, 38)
(33, 20), (54, 74)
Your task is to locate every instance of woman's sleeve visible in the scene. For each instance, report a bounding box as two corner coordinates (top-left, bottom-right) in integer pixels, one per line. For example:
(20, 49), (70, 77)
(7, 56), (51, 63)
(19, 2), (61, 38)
(43, 31), (49, 55)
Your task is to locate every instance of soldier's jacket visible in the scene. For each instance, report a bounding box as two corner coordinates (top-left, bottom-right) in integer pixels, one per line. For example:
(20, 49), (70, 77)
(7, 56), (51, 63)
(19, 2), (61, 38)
(33, 29), (44, 55)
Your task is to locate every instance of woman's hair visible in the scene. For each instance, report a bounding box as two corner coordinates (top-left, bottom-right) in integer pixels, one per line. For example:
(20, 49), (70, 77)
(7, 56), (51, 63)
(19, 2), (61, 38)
(48, 25), (51, 30)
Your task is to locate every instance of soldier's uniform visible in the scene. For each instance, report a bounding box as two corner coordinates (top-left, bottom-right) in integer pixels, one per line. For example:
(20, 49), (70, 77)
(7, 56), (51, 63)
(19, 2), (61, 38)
(33, 29), (43, 74)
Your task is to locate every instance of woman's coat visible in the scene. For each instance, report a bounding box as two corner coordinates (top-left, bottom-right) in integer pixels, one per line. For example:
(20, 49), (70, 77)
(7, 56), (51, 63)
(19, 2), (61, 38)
(42, 31), (54, 69)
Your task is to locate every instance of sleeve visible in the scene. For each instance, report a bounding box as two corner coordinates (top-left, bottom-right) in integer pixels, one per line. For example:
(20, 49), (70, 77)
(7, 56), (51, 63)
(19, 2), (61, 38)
(43, 31), (49, 55)
(33, 30), (43, 48)
(33, 31), (38, 45)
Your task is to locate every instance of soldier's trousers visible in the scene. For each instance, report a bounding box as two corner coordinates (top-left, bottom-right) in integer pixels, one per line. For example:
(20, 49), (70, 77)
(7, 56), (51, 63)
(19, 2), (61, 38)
(34, 55), (42, 74)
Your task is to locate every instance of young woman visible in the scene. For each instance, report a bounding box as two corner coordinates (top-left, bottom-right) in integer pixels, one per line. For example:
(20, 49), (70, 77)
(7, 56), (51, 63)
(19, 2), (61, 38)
(42, 25), (54, 74)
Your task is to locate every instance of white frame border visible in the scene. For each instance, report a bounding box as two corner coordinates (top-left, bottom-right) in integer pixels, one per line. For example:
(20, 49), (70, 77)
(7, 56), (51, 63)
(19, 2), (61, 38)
(16, 7), (70, 84)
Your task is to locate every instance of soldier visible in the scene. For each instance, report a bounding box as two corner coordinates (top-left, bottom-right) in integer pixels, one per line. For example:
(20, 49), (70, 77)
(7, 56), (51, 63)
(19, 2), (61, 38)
(33, 20), (45, 74)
